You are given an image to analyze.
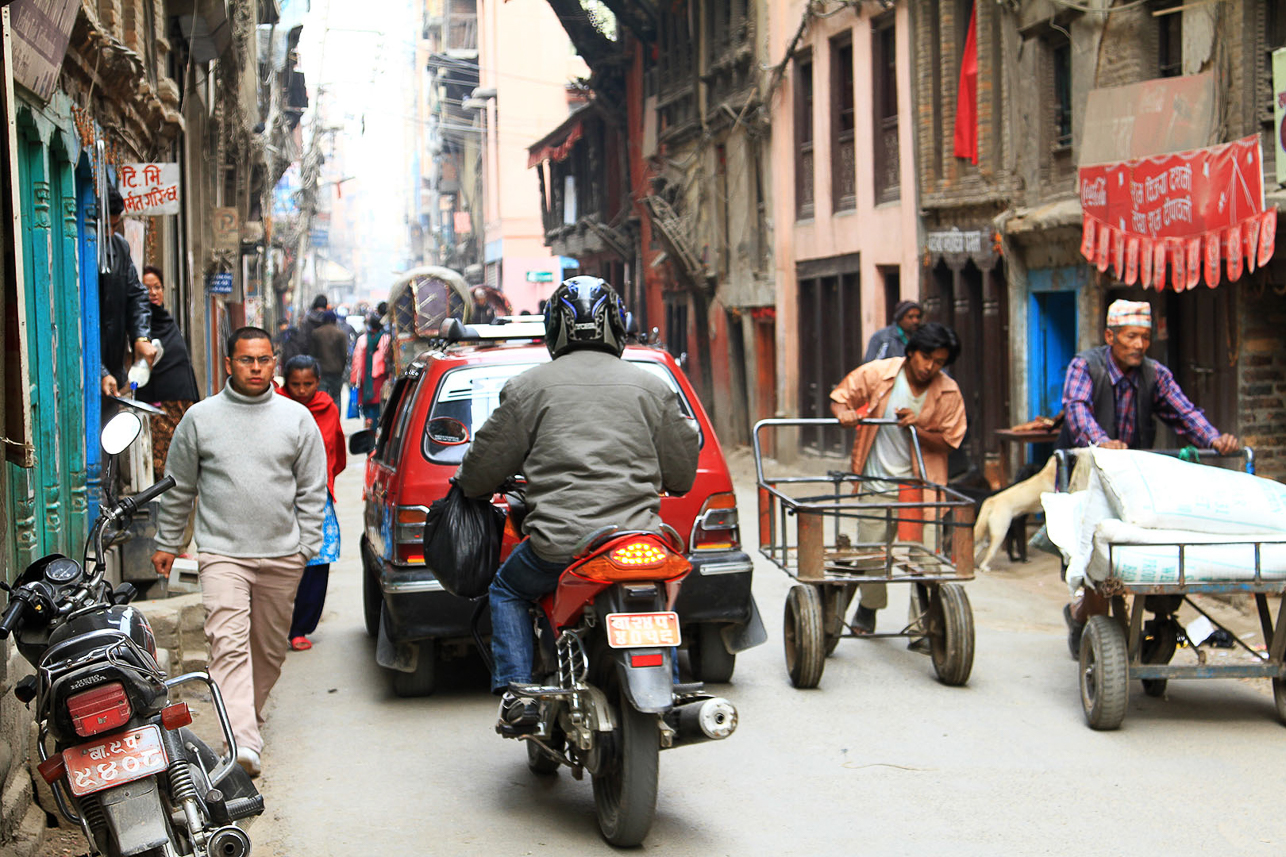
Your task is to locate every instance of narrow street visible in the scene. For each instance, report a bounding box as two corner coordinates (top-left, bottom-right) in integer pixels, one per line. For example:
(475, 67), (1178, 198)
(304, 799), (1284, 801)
(240, 429), (1284, 856)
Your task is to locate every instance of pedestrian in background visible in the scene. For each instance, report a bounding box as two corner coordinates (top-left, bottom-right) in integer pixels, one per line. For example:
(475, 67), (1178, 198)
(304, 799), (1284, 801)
(151, 326), (326, 778)
(276, 318), (305, 365)
(350, 312), (390, 428)
(299, 293), (328, 353)
(134, 265), (200, 476)
(309, 311), (349, 401)
(278, 355), (345, 652)
(100, 185), (156, 397)
(863, 300), (923, 363)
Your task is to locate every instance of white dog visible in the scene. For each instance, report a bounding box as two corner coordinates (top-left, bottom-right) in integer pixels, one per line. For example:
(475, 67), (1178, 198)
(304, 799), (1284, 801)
(973, 456), (1057, 572)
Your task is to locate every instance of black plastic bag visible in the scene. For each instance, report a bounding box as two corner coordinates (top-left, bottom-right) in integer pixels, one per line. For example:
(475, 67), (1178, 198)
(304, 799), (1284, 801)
(421, 482), (507, 599)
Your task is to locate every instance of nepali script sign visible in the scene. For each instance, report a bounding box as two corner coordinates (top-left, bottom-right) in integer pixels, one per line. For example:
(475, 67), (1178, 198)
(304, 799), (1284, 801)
(119, 164), (181, 216)
(1078, 136), (1275, 291)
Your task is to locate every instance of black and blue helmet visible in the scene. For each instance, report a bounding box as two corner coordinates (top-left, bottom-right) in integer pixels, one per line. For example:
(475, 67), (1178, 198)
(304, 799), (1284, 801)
(544, 276), (628, 358)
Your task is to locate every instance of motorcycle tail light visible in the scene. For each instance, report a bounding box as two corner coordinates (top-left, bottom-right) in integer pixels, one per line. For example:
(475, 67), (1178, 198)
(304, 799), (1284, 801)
(577, 540), (690, 582)
(690, 493), (740, 552)
(629, 652), (665, 668)
(67, 682), (131, 738)
(161, 702), (193, 731)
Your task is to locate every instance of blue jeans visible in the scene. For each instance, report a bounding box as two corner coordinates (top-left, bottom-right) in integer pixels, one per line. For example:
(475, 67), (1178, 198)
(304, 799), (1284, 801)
(489, 541), (566, 694)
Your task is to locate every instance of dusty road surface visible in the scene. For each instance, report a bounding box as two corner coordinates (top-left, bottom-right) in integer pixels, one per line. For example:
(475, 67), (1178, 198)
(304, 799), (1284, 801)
(227, 442), (1284, 857)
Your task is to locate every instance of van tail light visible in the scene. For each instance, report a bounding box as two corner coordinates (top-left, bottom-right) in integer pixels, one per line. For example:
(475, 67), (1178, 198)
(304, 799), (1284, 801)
(576, 538), (691, 583)
(690, 493), (740, 551)
(67, 682), (131, 738)
(394, 505), (428, 564)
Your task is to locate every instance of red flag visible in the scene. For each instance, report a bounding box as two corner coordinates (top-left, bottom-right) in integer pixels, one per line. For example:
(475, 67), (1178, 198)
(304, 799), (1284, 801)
(1259, 207), (1277, 268)
(1096, 224), (1110, 273)
(1185, 238), (1201, 290)
(1080, 217), (1096, 261)
(1112, 229), (1125, 280)
(1226, 224), (1244, 282)
(1170, 239), (1185, 291)
(1140, 237), (1154, 288)
(1204, 231), (1220, 288)
(1124, 236), (1139, 285)
(1152, 239), (1167, 289)
(1243, 216), (1261, 273)
(952, 5), (978, 164)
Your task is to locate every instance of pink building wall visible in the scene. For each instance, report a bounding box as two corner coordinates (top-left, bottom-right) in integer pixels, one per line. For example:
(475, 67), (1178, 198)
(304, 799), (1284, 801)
(478, 0), (587, 311)
(769, 1), (921, 418)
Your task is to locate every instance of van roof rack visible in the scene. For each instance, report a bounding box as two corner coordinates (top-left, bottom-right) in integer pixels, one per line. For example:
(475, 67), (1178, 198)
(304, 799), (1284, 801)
(437, 316), (546, 344)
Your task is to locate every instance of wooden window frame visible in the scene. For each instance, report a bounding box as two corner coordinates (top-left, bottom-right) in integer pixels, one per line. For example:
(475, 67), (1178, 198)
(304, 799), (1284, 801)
(872, 15), (900, 204)
(830, 32), (855, 212)
(794, 49), (815, 221)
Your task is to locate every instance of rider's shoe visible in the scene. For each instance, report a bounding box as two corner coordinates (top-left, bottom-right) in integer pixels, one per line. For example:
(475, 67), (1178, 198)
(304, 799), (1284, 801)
(852, 604), (877, 635)
(1064, 604), (1084, 659)
(496, 691), (539, 735)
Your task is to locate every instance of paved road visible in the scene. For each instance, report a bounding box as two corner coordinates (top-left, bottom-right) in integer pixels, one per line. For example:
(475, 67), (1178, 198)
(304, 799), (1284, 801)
(246, 441), (1284, 856)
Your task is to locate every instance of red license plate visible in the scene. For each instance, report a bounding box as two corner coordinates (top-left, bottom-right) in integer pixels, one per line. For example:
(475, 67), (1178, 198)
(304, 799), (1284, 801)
(605, 612), (682, 648)
(63, 725), (168, 797)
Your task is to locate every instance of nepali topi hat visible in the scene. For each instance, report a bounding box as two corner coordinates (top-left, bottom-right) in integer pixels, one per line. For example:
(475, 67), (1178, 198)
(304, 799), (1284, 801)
(1106, 299), (1151, 329)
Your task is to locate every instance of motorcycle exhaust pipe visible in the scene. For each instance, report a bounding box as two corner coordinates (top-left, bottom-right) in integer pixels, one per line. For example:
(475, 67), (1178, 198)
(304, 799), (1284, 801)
(669, 697), (738, 747)
(207, 825), (251, 857)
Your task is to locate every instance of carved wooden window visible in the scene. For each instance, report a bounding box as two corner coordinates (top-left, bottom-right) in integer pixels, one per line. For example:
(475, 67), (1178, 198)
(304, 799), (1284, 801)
(830, 33), (855, 212)
(705, 0), (752, 108)
(1052, 36), (1072, 150)
(658, 1), (697, 140)
(872, 16), (899, 204)
(794, 50), (814, 220)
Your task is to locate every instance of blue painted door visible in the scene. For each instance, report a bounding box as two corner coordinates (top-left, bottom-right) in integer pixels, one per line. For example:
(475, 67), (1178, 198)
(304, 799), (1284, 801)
(77, 159), (102, 522)
(1028, 290), (1077, 420)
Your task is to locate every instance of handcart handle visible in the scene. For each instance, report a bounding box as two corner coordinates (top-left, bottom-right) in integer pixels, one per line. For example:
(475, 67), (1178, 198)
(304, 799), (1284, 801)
(750, 417), (925, 484)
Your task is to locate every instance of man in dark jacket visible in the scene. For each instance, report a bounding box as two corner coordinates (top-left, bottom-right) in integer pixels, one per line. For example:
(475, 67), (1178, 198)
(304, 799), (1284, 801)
(863, 300), (922, 364)
(455, 277), (698, 730)
(310, 311), (349, 400)
(298, 294), (328, 354)
(100, 186), (156, 395)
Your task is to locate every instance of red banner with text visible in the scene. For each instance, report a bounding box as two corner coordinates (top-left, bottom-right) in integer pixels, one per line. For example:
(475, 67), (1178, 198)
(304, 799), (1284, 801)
(1078, 136), (1275, 290)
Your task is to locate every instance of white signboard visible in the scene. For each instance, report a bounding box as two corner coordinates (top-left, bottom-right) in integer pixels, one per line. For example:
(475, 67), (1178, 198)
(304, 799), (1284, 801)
(118, 163), (181, 215)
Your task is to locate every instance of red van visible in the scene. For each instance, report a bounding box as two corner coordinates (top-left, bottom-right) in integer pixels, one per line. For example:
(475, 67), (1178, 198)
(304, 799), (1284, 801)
(352, 320), (763, 696)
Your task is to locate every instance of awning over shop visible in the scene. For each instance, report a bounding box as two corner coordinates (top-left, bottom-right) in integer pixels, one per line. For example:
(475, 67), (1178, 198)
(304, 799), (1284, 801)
(1079, 136), (1276, 290)
(527, 110), (586, 169)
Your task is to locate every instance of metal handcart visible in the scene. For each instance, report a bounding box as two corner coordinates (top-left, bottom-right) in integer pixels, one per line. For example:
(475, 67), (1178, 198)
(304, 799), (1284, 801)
(753, 418), (977, 689)
(1054, 447), (1286, 730)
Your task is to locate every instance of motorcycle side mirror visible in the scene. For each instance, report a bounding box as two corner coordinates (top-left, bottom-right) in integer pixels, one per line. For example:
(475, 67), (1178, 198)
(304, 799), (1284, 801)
(101, 411), (143, 455)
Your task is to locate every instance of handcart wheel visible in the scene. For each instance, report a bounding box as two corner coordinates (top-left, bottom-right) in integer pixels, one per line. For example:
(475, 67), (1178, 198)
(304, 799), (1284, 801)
(823, 585), (855, 657)
(1140, 617), (1179, 698)
(783, 585), (826, 689)
(1273, 678), (1286, 725)
(928, 583), (974, 687)
(1079, 615), (1129, 730)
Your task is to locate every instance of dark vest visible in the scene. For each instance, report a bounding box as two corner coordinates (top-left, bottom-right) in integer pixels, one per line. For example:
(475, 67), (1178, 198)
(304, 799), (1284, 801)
(1056, 345), (1158, 450)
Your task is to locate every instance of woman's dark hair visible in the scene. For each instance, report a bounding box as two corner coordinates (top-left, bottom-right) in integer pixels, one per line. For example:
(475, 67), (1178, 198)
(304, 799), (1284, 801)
(905, 322), (961, 366)
(284, 354), (321, 380)
(226, 326), (272, 356)
(142, 265), (163, 283)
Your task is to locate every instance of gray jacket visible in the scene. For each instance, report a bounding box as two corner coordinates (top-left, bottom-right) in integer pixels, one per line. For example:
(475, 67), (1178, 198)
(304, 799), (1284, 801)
(456, 349), (699, 563)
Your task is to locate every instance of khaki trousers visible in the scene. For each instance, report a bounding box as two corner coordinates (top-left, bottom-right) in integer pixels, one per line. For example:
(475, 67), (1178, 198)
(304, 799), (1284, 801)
(198, 552), (306, 755)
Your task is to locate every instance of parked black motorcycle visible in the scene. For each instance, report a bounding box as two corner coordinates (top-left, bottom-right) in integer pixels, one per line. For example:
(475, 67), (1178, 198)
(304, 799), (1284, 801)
(0, 412), (263, 857)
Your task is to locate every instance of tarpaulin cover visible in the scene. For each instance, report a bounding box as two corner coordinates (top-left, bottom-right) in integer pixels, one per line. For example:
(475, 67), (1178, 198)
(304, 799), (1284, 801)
(1079, 136), (1276, 290)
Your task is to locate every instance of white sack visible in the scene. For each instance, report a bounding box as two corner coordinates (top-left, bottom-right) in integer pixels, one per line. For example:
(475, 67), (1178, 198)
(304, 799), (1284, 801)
(1087, 519), (1286, 584)
(1090, 448), (1286, 535)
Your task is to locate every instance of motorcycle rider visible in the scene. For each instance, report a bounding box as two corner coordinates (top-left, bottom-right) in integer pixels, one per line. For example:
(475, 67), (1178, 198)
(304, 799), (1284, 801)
(455, 277), (699, 730)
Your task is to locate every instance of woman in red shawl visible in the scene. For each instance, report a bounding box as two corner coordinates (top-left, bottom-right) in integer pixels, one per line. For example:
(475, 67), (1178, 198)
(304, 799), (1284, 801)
(279, 355), (346, 650)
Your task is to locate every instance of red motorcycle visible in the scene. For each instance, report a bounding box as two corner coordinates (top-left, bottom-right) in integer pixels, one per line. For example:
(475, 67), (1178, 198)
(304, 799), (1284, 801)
(500, 525), (738, 847)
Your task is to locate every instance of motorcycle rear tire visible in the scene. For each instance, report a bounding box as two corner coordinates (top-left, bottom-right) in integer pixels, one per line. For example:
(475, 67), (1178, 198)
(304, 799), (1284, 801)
(591, 677), (659, 847)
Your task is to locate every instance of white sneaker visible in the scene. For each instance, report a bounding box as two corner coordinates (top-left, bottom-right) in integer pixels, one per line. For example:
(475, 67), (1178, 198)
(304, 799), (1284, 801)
(236, 747), (261, 778)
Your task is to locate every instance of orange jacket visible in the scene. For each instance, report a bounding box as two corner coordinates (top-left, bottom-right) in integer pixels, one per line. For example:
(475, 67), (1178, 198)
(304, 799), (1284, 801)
(829, 357), (967, 487)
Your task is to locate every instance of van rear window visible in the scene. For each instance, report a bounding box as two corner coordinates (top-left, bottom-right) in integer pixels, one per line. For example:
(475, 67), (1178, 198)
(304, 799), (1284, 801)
(421, 359), (702, 464)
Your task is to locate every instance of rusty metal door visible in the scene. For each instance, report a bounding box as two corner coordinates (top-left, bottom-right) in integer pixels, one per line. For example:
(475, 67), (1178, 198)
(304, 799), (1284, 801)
(797, 261), (862, 455)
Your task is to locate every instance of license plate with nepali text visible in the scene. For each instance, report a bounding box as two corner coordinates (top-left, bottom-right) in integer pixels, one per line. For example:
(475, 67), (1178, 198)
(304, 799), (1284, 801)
(605, 612), (682, 648)
(63, 725), (168, 797)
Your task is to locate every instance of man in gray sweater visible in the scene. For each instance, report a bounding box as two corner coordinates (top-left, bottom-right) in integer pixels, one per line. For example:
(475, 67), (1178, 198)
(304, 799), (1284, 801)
(152, 326), (327, 777)
(456, 278), (698, 731)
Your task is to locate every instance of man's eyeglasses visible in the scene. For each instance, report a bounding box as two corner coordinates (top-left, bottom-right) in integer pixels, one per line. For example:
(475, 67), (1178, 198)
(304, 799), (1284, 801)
(233, 356), (275, 367)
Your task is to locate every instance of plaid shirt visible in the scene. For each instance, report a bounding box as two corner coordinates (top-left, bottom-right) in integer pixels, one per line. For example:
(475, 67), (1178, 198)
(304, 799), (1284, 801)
(1062, 353), (1220, 448)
